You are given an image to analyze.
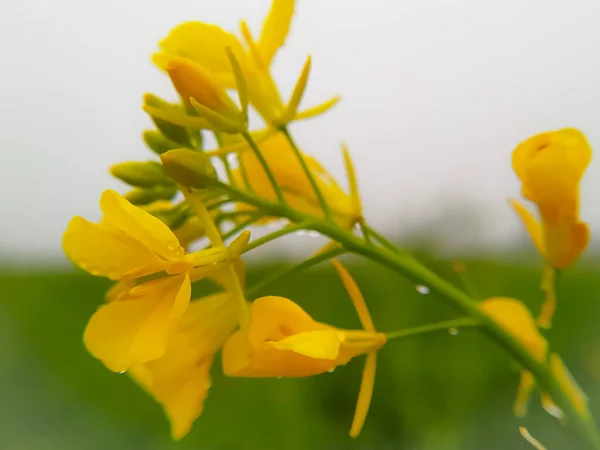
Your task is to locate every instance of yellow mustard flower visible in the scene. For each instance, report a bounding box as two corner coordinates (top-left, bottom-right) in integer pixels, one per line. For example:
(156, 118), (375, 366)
(479, 297), (589, 420)
(130, 293), (238, 440)
(511, 128), (591, 269)
(511, 128), (592, 326)
(222, 261), (386, 437)
(62, 190), (246, 373)
(232, 133), (362, 228)
(152, 0), (339, 125)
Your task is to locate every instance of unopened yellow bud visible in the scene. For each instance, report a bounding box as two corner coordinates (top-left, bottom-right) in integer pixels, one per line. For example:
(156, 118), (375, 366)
(160, 149), (217, 189)
(110, 161), (173, 188)
(124, 185), (178, 205)
(166, 57), (240, 118)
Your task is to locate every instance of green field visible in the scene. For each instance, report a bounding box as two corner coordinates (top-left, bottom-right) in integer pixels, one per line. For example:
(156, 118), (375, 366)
(1, 257), (599, 449)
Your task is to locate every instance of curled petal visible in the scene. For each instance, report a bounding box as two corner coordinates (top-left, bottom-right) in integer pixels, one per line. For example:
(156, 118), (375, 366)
(510, 199), (545, 258)
(84, 273), (191, 373)
(100, 190), (185, 261)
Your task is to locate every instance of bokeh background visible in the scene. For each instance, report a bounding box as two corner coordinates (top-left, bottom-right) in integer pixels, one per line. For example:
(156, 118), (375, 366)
(2, 0), (600, 449)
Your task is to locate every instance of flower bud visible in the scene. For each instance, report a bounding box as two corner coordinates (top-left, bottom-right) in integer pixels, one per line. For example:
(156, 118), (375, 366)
(161, 149), (217, 189)
(143, 130), (183, 155)
(124, 185), (178, 205)
(110, 161), (173, 188)
(143, 94), (191, 145)
(166, 57), (240, 119)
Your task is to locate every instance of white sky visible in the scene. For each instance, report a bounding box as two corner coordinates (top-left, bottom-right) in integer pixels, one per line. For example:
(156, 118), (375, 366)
(2, 0), (600, 263)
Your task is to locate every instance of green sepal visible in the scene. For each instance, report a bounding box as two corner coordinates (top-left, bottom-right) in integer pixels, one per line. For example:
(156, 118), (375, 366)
(142, 130), (183, 155)
(124, 185), (178, 205)
(161, 149), (218, 189)
(143, 94), (191, 145)
(110, 161), (174, 188)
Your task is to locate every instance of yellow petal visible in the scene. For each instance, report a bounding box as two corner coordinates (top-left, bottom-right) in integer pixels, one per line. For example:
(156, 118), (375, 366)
(479, 298), (547, 362)
(512, 132), (552, 184)
(131, 293), (238, 440)
(166, 57), (239, 116)
(106, 280), (135, 302)
(513, 128), (591, 225)
(544, 220), (590, 269)
(222, 330), (254, 376)
(233, 134), (358, 228)
(247, 296), (329, 348)
(331, 260), (374, 332)
(223, 329), (341, 378)
(63, 216), (167, 280)
(100, 190), (185, 262)
(258, 0), (295, 66)
(510, 199), (545, 257)
(160, 361), (212, 440)
(350, 350), (377, 438)
(269, 330), (341, 359)
(156, 22), (247, 79)
(84, 273), (191, 373)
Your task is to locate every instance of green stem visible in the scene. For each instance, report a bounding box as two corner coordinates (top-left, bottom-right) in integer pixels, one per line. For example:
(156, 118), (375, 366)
(216, 181), (600, 449)
(455, 263), (483, 300)
(279, 126), (331, 220)
(246, 246), (345, 298)
(358, 218), (373, 245)
(386, 318), (479, 341)
(242, 131), (286, 205)
(220, 155), (237, 187)
(364, 224), (407, 256)
(243, 222), (309, 254)
(238, 153), (255, 193)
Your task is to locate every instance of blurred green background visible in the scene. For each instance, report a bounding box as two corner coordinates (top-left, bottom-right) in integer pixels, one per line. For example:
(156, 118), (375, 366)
(1, 255), (599, 450)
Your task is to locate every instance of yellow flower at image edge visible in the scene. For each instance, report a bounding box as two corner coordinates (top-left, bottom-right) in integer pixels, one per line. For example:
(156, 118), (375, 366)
(479, 297), (589, 419)
(62, 190), (243, 373)
(511, 128), (591, 269)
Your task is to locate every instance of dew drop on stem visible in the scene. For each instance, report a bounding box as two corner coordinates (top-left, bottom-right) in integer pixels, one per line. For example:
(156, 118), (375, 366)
(416, 285), (430, 295)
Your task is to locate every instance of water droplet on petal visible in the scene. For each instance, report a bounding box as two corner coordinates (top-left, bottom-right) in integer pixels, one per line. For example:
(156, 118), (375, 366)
(328, 368), (335, 373)
(448, 328), (459, 336)
(167, 241), (178, 251)
(117, 371), (126, 375)
(416, 285), (430, 295)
